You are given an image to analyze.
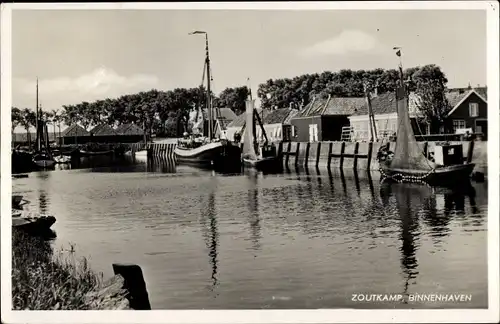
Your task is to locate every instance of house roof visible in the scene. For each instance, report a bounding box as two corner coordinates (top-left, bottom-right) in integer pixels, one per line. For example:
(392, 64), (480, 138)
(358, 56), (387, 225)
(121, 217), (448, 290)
(226, 108), (278, 128)
(295, 96), (364, 118)
(351, 92), (399, 116)
(61, 124), (90, 137)
(115, 123), (144, 136)
(263, 108), (298, 125)
(446, 89), (488, 117)
(90, 124), (119, 136)
(203, 107), (237, 121)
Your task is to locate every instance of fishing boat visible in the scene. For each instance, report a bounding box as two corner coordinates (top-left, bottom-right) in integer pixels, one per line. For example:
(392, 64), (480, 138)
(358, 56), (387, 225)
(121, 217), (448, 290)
(241, 96), (281, 171)
(79, 149), (114, 157)
(32, 79), (56, 169)
(378, 50), (474, 185)
(12, 210), (56, 235)
(174, 31), (241, 169)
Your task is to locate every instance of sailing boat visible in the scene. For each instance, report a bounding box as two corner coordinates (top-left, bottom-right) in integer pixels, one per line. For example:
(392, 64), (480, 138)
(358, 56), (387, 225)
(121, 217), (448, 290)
(174, 31), (241, 169)
(378, 50), (474, 185)
(241, 96), (281, 171)
(32, 79), (56, 169)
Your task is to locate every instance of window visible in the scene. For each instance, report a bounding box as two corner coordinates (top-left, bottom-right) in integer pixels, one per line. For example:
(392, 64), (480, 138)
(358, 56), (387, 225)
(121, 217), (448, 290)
(453, 120), (466, 132)
(469, 103), (479, 117)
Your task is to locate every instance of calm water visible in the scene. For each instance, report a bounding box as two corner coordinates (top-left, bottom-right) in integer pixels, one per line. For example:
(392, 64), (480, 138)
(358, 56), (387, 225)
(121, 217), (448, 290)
(12, 156), (488, 309)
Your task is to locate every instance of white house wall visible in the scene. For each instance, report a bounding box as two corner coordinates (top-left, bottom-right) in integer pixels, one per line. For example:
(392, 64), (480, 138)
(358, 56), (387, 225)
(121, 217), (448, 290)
(348, 113), (398, 141)
(225, 124), (284, 143)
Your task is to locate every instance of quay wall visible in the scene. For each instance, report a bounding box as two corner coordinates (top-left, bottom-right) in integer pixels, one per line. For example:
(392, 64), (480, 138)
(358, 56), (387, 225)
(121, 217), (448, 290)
(279, 140), (487, 177)
(134, 140), (487, 177)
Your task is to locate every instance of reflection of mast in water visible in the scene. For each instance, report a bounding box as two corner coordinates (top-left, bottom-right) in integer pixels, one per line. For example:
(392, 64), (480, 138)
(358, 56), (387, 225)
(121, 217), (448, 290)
(387, 184), (432, 302)
(39, 189), (49, 214)
(207, 191), (219, 289)
(247, 173), (262, 251)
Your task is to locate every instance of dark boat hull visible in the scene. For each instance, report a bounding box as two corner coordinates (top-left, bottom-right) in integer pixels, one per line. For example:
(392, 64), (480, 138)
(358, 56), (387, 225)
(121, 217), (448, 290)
(380, 163), (475, 186)
(175, 141), (241, 169)
(243, 156), (282, 172)
(79, 150), (114, 157)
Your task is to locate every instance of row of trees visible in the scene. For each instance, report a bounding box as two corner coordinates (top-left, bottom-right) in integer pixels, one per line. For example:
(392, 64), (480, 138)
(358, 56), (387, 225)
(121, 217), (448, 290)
(12, 64), (452, 141)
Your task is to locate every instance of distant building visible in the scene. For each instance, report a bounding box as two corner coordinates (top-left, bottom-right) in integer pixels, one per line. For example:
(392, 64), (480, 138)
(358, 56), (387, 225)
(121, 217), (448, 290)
(445, 88), (487, 139)
(348, 92), (423, 142)
(59, 124), (91, 145)
(291, 95), (365, 142)
(202, 107), (238, 139)
(90, 124), (120, 143)
(225, 108), (297, 143)
(115, 123), (146, 143)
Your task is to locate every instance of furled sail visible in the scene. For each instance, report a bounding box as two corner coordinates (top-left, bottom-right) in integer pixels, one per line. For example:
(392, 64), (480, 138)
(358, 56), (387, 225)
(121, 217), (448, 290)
(389, 85), (436, 171)
(242, 99), (257, 160)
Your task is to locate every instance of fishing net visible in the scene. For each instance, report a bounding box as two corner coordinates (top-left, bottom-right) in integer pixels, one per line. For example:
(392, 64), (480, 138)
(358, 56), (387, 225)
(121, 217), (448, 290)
(389, 86), (436, 171)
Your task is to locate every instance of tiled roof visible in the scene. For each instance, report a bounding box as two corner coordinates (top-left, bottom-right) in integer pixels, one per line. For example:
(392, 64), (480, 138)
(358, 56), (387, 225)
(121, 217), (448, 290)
(351, 92), (399, 116)
(90, 124), (119, 136)
(61, 124), (90, 137)
(226, 108), (272, 128)
(115, 123), (144, 136)
(263, 108), (297, 125)
(203, 107), (237, 121)
(295, 97), (328, 118)
(323, 97), (366, 115)
(445, 91), (469, 108)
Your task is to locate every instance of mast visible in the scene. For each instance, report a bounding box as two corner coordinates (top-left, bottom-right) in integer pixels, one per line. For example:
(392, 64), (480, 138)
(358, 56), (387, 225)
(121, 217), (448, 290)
(35, 78), (40, 151)
(205, 34), (212, 141)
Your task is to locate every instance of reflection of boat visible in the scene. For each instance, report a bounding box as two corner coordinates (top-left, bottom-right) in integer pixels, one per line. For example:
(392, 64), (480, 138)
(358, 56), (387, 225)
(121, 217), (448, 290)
(135, 150), (148, 159)
(174, 31), (241, 169)
(379, 51), (474, 186)
(12, 174), (29, 179)
(54, 155), (71, 164)
(241, 96), (281, 171)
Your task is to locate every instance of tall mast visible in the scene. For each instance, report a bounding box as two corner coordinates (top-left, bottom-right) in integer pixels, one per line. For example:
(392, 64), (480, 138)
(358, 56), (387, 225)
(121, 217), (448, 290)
(35, 78), (40, 151)
(205, 33), (212, 141)
(190, 31), (212, 140)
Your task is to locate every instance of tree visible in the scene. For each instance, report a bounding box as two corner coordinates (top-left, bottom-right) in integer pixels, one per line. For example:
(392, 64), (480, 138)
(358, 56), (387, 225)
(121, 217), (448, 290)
(11, 107), (23, 144)
(216, 86), (250, 115)
(413, 79), (451, 134)
(20, 108), (36, 146)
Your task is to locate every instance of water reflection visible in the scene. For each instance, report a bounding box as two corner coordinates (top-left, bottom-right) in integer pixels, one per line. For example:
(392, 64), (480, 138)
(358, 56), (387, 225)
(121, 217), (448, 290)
(247, 173), (262, 251)
(198, 179), (220, 291)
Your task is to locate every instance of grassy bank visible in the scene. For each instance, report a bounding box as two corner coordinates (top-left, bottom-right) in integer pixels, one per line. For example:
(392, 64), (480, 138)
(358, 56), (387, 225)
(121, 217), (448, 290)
(12, 230), (113, 310)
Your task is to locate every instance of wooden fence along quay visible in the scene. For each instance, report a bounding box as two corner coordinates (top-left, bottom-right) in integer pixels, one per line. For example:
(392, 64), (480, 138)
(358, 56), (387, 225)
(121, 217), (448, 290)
(133, 140), (486, 178)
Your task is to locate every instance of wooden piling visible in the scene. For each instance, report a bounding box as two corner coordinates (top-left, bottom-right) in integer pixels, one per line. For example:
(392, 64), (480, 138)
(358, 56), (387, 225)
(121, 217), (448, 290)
(353, 142), (360, 170)
(294, 142), (300, 167)
(327, 142), (333, 169)
(339, 142), (346, 169)
(366, 142), (373, 171)
(285, 142), (292, 167)
(112, 263), (151, 310)
(304, 142), (311, 168)
(314, 142), (321, 168)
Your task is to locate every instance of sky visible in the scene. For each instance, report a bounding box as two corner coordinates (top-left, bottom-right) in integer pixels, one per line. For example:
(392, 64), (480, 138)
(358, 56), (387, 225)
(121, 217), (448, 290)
(11, 9), (486, 132)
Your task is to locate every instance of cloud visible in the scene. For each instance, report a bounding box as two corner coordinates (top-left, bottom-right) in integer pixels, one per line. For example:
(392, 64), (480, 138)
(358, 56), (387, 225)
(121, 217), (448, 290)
(14, 67), (160, 104)
(299, 30), (380, 57)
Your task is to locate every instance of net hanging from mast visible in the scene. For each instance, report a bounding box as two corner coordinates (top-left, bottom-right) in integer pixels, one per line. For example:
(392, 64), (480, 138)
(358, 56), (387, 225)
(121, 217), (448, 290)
(389, 85), (436, 171)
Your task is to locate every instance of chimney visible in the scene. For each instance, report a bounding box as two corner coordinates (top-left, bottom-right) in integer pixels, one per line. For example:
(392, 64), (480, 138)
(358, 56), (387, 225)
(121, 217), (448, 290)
(467, 82), (472, 90)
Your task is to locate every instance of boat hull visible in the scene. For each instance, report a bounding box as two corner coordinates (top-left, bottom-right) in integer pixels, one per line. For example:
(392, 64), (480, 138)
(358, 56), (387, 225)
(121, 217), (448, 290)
(243, 156), (282, 172)
(79, 150), (114, 157)
(175, 141), (241, 169)
(380, 163), (475, 186)
(33, 159), (56, 168)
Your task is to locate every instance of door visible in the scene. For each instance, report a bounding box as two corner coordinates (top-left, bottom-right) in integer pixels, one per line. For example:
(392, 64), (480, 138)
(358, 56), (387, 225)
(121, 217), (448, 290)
(475, 120), (487, 140)
(309, 124), (318, 142)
